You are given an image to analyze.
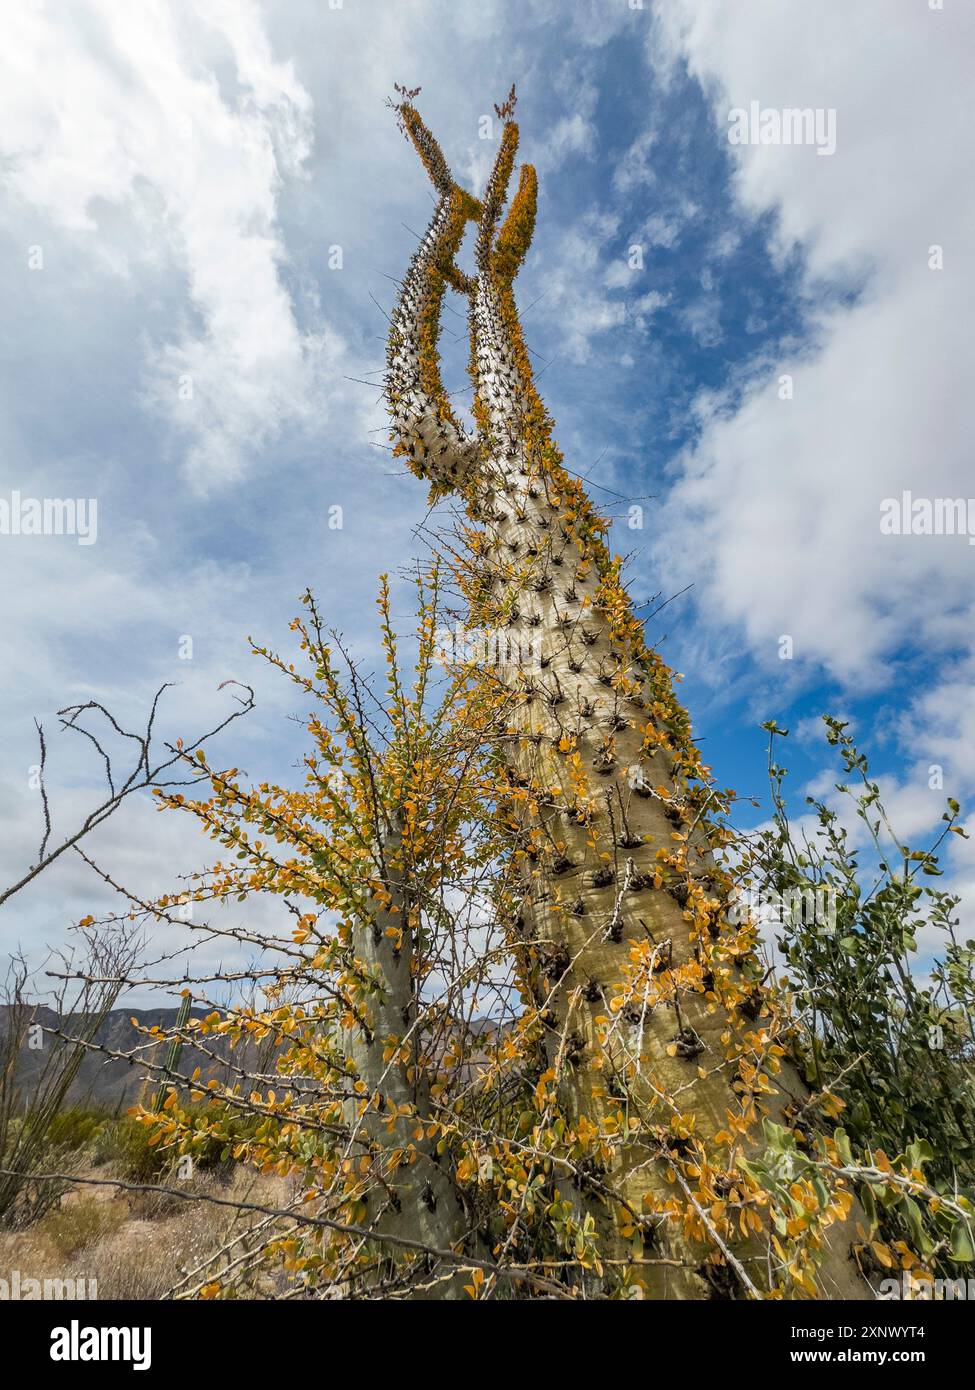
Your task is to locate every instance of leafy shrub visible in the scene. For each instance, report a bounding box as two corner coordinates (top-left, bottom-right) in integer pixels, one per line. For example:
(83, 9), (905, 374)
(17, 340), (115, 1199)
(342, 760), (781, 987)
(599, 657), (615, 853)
(739, 717), (975, 1280)
(93, 1115), (168, 1183)
(95, 1102), (260, 1183)
(45, 1105), (110, 1154)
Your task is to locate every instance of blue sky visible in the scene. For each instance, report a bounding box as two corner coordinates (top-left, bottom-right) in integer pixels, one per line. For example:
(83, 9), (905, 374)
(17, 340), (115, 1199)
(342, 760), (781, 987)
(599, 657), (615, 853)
(1, 0), (972, 999)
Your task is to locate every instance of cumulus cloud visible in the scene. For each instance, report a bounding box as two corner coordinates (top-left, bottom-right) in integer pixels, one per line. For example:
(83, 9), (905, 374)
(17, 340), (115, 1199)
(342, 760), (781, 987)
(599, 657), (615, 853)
(648, 0), (975, 687)
(533, 210), (627, 363)
(0, 0), (338, 491)
(612, 129), (659, 196)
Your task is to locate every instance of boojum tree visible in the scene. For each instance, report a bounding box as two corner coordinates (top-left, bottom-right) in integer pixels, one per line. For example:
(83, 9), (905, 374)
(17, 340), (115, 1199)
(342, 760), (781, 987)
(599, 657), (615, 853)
(137, 578), (527, 1298)
(105, 89), (880, 1302)
(383, 88), (870, 1299)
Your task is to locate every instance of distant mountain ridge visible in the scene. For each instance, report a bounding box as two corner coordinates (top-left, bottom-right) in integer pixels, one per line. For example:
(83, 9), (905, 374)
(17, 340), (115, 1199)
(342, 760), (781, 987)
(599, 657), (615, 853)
(2, 1005), (501, 1111)
(1, 1004), (238, 1110)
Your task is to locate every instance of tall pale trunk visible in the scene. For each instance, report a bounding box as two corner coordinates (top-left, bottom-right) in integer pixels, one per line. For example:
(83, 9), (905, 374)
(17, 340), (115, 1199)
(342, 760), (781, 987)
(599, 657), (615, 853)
(340, 825), (475, 1296)
(385, 100), (869, 1299)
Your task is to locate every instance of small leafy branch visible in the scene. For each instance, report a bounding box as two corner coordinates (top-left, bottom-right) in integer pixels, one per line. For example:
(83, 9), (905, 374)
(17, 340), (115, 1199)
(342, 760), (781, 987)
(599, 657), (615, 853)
(494, 84), (517, 121)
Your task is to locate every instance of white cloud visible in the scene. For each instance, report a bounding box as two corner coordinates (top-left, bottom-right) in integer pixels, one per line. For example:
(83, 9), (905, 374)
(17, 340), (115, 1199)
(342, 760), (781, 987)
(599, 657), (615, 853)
(0, 0), (338, 492)
(648, 0), (975, 686)
(896, 671), (975, 792)
(612, 129), (658, 196)
(680, 293), (722, 348)
(633, 288), (669, 325)
(641, 211), (683, 250)
(541, 112), (595, 168)
(534, 210), (627, 363)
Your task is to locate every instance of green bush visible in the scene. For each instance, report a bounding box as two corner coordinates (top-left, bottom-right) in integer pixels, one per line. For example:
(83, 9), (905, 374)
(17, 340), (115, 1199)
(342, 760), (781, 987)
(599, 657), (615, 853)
(94, 1102), (262, 1183)
(45, 1104), (110, 1154)
(93, 1115), (168, 1183)
(738, 717), (975, 1278)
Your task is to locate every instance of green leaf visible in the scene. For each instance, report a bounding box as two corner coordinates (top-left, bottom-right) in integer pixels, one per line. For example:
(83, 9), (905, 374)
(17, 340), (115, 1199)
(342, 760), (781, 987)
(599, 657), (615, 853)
(905, 1138), (934, 1167)
(859, 1182), (878, 1231)
(900, 1195), (925, 1248)
(950, 1220), (975, 1262)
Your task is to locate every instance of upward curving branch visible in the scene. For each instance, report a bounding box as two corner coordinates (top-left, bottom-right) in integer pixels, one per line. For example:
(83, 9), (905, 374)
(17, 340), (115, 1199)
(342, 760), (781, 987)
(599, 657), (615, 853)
(385, 104), (483, 496)
(385, 95), (544, 485)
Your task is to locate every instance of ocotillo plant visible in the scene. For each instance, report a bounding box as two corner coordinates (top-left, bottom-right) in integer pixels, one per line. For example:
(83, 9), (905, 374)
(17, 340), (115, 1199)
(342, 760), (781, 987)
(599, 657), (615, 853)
(384, 87), (869, 1299)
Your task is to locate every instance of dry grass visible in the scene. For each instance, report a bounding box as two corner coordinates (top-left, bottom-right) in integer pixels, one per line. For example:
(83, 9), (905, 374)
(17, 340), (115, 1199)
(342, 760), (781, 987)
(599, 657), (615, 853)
(0, 1161), (297, 1299)
(44, 1193), (126, 1257)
